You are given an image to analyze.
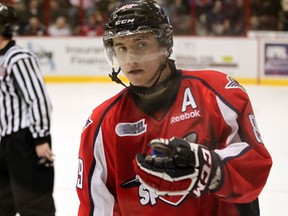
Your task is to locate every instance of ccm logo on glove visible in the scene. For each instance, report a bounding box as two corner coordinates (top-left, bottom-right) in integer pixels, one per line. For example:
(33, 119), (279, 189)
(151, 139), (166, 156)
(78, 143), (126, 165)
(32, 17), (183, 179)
(193, 148), (212, 197)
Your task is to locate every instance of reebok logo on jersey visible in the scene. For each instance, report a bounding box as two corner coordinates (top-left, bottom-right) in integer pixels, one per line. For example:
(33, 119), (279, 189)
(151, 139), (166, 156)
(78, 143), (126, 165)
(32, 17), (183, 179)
(170, 110), (201, 124)
(116, 119), (147, 137)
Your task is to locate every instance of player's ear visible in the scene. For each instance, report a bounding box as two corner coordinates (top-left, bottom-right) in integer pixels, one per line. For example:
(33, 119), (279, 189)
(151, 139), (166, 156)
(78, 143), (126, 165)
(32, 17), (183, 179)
(161, 48), (169, 57)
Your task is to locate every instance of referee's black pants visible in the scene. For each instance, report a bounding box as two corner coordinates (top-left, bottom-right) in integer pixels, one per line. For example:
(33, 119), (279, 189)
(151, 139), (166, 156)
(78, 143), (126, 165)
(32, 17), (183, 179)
(0, 128), (56, 216)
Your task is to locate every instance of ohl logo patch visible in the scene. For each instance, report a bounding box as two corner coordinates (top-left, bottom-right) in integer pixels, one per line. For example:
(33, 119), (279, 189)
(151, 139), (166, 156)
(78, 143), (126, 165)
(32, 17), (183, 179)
(116, 119), (147, 137)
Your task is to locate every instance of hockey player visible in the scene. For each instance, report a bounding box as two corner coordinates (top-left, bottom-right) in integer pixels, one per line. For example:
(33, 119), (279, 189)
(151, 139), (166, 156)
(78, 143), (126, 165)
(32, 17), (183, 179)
(76, 1), (272, 215)
(0, 3), (55, 216)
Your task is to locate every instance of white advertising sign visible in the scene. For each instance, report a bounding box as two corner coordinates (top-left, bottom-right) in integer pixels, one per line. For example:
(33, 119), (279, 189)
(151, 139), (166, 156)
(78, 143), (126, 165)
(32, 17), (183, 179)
(172, 37), (258, 78)
(16, 37), (110, 76)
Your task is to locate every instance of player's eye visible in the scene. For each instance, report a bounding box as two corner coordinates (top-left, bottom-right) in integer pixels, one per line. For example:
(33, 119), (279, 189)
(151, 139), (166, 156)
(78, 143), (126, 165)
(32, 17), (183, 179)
(115, 45), (127, 53)
(137, 42), (146, 48)
(135, 41), (150, 52)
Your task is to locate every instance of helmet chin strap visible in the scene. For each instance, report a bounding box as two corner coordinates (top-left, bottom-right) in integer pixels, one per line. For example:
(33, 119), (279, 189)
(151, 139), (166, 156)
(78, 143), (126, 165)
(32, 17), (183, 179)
(147, 50), (170, 89)
(109, 67), (128, 88)
(149, 60), (167, 88)
(109, 56), (170, 97)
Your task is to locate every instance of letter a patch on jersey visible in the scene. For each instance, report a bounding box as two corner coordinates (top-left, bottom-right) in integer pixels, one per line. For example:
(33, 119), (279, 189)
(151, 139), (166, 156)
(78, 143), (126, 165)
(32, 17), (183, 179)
(181, 88), (197, 112)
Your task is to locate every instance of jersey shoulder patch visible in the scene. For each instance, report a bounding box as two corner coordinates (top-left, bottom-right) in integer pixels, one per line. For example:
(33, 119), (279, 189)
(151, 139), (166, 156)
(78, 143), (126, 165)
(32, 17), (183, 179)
(225, 75), (246, 92)
(82, 113), (93, 132)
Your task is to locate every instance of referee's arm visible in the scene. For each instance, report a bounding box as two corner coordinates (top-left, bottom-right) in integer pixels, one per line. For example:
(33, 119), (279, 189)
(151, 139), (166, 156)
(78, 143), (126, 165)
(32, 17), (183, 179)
(12, 54), (52, 145)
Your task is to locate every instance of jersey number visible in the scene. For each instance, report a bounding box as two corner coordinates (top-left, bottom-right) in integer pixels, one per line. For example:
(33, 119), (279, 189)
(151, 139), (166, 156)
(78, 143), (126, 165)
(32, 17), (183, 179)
(77, 158), (84, 189)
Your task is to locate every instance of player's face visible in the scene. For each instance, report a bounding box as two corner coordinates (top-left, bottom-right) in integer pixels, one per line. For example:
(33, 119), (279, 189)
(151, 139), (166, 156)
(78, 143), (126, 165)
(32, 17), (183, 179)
(113, 32), (168, 87)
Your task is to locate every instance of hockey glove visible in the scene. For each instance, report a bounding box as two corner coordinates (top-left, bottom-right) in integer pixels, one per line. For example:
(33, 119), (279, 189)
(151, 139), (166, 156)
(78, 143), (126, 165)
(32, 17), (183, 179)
(134, 137), (222, 197)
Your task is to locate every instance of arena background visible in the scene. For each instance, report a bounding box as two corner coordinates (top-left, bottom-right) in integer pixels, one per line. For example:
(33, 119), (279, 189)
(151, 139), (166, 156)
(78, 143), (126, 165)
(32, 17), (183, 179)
(2, 0), (287, 215)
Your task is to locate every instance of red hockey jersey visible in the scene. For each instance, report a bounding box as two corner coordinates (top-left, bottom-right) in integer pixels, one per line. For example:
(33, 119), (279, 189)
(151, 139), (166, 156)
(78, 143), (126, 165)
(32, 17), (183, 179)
(76, 70), (272, 216)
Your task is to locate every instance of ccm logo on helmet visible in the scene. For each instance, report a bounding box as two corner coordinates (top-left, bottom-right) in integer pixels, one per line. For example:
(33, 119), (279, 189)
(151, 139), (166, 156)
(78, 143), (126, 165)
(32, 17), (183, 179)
(115, 19), (135, 26)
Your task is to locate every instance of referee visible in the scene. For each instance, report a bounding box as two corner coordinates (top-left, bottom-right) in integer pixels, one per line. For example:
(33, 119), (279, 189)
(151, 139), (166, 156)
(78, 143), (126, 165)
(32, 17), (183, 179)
(0, 4), (55, 216)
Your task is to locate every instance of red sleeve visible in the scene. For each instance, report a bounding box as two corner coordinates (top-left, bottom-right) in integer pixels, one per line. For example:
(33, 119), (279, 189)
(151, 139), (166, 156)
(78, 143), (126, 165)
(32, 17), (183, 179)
(76, 88), (129, 216)
(76, 101), (117, 216)
(76, 109), (99, 216)
(191, 70), (272, 203)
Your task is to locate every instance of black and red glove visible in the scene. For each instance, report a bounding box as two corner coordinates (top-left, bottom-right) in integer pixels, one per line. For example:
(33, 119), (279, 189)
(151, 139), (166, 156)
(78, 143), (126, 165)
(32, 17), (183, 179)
(134, 137), (222, 197)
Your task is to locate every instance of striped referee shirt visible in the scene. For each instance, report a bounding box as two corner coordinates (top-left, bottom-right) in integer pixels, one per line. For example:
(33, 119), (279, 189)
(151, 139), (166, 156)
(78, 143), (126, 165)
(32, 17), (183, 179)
(0, 40), (52, 144)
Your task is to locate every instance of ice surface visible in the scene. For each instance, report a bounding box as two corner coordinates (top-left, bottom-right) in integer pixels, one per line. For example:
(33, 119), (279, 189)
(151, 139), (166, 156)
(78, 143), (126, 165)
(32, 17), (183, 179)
(47, 83), (288, 216)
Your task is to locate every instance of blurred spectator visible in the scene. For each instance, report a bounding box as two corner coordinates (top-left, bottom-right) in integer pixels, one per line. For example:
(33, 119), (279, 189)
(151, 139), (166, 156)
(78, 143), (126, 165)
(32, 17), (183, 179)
(223, 0), (245, 35)
(174, 0), (190, 14)
(48, 16), (72, 36)
(250, 0), (281, 30)
(170, 0), (192, 35)
(96, 0), (122, 18)
(13, 0), (26, 15)
(50, 0), (68, 23)
(17, 0), (44, 35)
(195, 0), (214, 35)
(12, 1), (27, 35)
(79, 9), (105, 36)
(282, 0), (288, 11)
(195, 0), (213, 16)
(206, 0), (226, 35)
(68, 0), (99, 35)
(23, 16), (46, 36)
(249, 15), (261, 30)
(221, 18), (236, 35)
(278, 0), (288, 31)
(23, 0), (44, 20)
(10, 0), (288, 37)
